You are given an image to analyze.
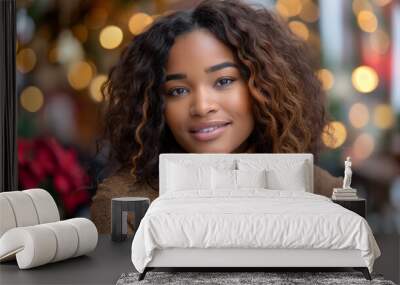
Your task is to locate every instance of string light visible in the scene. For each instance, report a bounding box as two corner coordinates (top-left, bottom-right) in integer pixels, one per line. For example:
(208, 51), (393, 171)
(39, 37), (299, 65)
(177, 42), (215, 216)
(352, 66), (379, 93)
(67, 61), (93, 90)
(373, 104), (395, 129)
(299, 0), (319, 23)
(288, 21), (309, 41)
(369, 30), (390, 54)
(128, 12), (153, 35)
(316, 69), (334, 91)
(357, 10), (378, 33)
(16, 48), (37, 73)
(20, 86), (44, 112)
(276, 0), (302, 17)
(353, 133), (375, 160)
(322, 121), (347, 149)
(99, 25), (123, 49)
(89, 75), (107, 103)
(349, 103), (369, 128)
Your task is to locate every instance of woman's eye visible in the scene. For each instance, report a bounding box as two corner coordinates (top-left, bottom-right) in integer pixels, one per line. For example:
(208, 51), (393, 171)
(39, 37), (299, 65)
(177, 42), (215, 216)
(166, 87), (189, 97)
(216, 78), (235, 88)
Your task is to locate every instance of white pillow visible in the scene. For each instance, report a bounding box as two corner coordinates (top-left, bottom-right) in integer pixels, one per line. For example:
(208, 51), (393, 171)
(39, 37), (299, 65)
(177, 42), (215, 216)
(211, 168), (236, 190)
(167, 162), (212, 191)
(237, 159), (308, 191)
(211, 168), (268, 190)
(266, 166), (307, 191)
(236, 169), (268, 188)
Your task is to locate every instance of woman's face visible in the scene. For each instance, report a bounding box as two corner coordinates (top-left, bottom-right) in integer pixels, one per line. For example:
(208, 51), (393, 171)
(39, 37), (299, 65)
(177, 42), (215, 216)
(162, 29), (255, 153)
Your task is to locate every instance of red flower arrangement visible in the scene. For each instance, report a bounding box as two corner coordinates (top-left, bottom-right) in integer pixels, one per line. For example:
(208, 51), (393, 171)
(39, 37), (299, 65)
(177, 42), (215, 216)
(18, 137), (90, 217)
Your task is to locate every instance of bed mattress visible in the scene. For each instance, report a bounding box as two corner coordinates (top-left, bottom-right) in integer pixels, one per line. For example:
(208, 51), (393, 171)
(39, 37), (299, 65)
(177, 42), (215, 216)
(131, 189), (381, 273)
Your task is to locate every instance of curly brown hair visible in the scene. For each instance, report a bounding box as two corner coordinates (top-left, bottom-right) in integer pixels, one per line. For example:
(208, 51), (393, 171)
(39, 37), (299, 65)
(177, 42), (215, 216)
(99, 0), (330, 186)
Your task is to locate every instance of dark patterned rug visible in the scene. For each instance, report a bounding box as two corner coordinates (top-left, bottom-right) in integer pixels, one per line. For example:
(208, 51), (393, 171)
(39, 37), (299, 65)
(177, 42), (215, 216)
(116, 271), (396, 285)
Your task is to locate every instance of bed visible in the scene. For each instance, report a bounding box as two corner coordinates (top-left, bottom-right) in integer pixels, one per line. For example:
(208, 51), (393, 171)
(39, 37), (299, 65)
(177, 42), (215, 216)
(131, 153), (381, 281)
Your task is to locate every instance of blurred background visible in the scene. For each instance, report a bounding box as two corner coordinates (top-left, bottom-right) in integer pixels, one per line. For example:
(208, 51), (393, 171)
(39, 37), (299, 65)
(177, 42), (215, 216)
(15, 0), (399, 231)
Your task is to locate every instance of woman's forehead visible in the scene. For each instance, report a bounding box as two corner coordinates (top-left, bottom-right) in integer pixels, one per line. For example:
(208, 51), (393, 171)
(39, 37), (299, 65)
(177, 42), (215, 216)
(164, 29), (237, 73)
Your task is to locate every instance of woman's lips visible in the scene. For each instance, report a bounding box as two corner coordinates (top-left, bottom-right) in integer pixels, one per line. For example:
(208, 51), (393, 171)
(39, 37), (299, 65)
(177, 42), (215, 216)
(189, 122), (231, 142)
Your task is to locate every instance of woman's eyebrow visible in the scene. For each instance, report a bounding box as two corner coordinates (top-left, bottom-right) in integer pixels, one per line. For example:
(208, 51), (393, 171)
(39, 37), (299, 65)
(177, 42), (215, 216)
(205, 62), (239, 73)
(165, 61), (239, 82)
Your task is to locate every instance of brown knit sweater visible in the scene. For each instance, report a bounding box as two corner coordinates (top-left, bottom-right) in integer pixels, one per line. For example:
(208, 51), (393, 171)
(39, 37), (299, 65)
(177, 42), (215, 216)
(90, 166), (342, 234)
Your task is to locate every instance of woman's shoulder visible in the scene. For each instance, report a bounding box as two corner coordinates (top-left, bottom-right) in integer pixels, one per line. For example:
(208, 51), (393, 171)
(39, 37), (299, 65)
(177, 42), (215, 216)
(313, 165), (343, 197)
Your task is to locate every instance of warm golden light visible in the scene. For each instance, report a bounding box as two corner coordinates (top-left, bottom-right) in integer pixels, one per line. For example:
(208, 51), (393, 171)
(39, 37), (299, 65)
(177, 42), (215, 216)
(353, 133), (375, 160)
(357, 10), (378, 33)
(99, 25), (123, 49)
(67, 61), (93, 90)
(20, 86), (44, 112)
(128, 12), (154, 35)
(275, 2), (289, 19)
(352, 66), (379, 93)
(317, 69), (334, 91)
(349, 103), (369, 128)
(16, 48), (37, 73)
(276, 0), (302, 17)
(369, 30), (390, 54)
(373, 104), (395, 129)
(89, 75), (107, 103)
(299, 0), (319, 23)
(288, 21), (309, 41)
(322, 121), (347, 149)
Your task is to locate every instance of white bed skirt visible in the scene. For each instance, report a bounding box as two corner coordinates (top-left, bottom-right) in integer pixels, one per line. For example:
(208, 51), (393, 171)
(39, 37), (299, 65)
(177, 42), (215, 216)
(147, 248), (366, 268)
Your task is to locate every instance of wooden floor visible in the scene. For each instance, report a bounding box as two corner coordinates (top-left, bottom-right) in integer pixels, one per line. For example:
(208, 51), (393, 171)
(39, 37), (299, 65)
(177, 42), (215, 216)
(373, 234), (400, 284)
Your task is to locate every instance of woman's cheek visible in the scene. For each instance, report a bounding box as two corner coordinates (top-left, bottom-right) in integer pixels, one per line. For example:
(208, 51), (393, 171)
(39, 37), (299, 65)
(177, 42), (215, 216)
(164, 101), (188, 131)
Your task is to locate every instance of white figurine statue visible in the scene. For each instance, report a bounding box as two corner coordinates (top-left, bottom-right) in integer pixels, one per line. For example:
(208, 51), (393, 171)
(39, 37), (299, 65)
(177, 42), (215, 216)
(342, 156), (352, 189)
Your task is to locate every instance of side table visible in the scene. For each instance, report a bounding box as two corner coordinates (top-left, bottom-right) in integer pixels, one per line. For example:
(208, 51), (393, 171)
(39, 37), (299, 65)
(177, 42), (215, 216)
(332, 198), (366, 218)
(111, 197), (150, 242)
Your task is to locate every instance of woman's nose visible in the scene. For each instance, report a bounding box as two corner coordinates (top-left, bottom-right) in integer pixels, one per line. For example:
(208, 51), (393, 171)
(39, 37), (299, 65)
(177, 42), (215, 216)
(189, 87), (218, 117)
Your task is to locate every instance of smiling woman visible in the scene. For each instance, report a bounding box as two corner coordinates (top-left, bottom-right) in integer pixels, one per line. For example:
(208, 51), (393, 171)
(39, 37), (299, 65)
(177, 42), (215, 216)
(162, 29), (254, 154)
(91, 0), (342, 233)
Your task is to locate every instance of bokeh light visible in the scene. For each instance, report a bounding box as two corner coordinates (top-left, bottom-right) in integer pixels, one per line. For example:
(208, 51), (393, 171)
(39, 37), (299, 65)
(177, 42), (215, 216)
(67, 61), (94, 90)
(99, 25), (123, 49)
(317, 68), (334, 91)
(322, 121), (347, 149)
(352, 66), (379, 93)
(353, 133), (375, 160)
(275, 1), (289, 19)
(16, 48), (37, 73)
(299, 0), (319, 23)
(369, 30), (390, 54)
(89, 75), (107, 103)
(349, 103), (369, 128)
(288, 21), (309, 41)
(373, 104), (395, 129)
(128, 12), (154, 35)
(276, 0), (302, 17)
(20, 86), (44, 112)
(357, 10), (378, 33)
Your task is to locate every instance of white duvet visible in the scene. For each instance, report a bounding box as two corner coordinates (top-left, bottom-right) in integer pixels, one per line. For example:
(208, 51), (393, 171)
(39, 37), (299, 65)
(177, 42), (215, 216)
(131, 189), (381, 273)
